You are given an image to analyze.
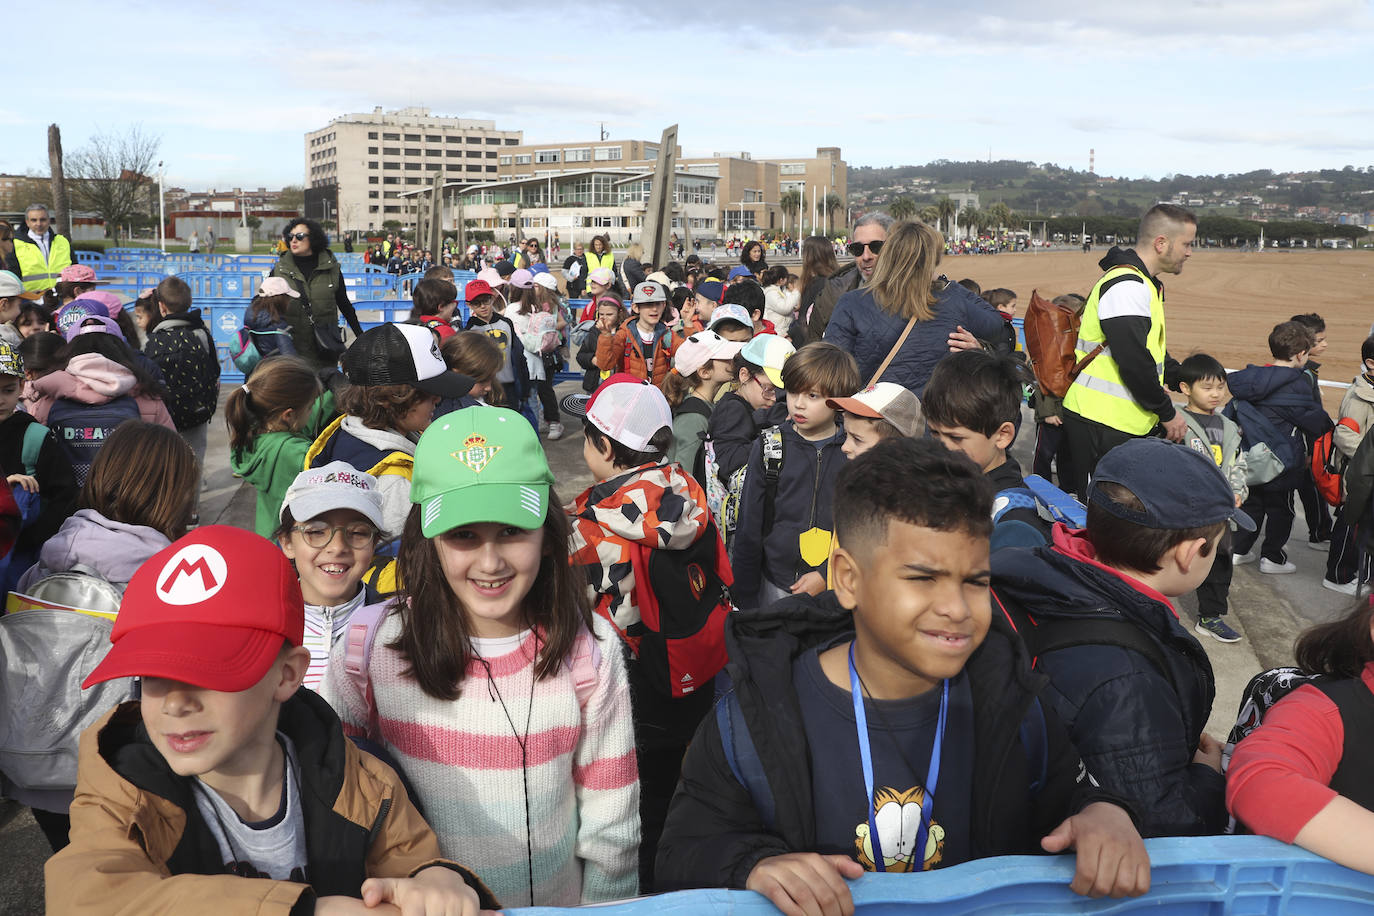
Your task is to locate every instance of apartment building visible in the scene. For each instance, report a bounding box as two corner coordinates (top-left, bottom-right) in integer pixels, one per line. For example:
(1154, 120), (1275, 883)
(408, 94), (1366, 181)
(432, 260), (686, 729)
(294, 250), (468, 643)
(304, 107), (523, 233)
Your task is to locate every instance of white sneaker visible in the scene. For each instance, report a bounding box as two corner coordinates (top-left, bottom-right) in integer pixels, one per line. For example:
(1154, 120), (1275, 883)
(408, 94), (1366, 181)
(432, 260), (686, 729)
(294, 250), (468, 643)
(546, 421), (564, 441)
(1309, 539), (1331, 551)
(1322, 578), (1360, 596)
(1259, 558), (1297, 574)
(1233, 552), (1258, 566)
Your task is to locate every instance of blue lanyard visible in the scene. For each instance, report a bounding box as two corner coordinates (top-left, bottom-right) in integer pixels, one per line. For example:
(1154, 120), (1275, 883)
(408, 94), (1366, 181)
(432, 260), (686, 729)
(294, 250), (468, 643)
(848, 641), (948, 872)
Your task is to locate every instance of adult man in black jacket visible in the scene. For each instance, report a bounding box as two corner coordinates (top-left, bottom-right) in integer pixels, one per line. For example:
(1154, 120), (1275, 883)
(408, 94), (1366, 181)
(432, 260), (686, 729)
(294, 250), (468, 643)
(805, 212), (891, 341)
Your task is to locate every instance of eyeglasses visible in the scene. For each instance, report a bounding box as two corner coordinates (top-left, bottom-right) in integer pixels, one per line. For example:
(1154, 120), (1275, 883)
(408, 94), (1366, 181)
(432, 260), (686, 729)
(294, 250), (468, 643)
(291, 523), (378, 549)
(289, 232), (310, 241)
(846, 240), (884, 257)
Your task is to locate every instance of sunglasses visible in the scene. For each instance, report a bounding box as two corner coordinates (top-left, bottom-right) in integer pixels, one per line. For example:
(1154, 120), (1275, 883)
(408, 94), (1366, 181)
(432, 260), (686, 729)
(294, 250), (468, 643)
(846, 240), (884, 257)
(289, 232), (310, 241)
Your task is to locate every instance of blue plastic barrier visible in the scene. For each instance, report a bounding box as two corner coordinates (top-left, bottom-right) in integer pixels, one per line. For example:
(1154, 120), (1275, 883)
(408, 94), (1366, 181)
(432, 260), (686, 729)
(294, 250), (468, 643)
(509, 836), (1374, 915)
(74, 250), (103, 264)
(1024, 474), (1086, 527)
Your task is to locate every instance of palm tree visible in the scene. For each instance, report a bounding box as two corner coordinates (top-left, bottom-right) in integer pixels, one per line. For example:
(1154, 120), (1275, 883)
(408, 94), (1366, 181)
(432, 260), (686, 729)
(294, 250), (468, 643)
(888, 196), (917, 222)
(779, 189), (802, 236)
(919, 205), (940, 226)
(986, 201), (1012, 232)
(823, 193), (843, 234)
(935, 197), (958, 238)
(960, 204), (980, 240)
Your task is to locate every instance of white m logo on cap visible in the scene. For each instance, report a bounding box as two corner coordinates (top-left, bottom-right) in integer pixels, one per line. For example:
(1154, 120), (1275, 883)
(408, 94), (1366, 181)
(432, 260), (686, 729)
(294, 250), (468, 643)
(157, 544), (228, 605)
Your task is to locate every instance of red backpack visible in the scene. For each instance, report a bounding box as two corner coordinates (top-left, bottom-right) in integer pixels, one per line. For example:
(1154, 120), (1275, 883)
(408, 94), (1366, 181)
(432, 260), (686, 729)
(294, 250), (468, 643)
(1312, 418), (1360, 506)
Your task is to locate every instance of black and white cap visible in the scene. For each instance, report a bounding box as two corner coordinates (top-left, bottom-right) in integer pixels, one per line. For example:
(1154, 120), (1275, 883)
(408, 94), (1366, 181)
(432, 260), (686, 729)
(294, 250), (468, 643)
(342, 323), (474, 399)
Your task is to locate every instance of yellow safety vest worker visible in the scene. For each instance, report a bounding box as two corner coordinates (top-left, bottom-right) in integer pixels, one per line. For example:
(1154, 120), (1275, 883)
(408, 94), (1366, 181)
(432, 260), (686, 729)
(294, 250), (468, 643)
(1062, 264), (1167, 436)
(584, 250), (614, 274)
(13, 233), (72, 293)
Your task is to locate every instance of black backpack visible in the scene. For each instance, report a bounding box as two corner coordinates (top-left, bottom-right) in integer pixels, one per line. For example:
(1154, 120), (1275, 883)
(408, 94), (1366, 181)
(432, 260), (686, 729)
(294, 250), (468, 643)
(46, 395), (142, 486)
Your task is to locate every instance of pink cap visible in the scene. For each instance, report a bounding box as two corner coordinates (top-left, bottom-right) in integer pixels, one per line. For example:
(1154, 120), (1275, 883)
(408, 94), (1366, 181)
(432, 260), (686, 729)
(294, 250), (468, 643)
(257, 276), (301, 298)
(79, 289), (127, 317)
(673, 330), (745, 377)
(588, 267), (615, 287)
(476, 267), (507, 288)
(585, 373), (673, 452)
(59, 264), (109, 285)
(509, 268), (534, 290)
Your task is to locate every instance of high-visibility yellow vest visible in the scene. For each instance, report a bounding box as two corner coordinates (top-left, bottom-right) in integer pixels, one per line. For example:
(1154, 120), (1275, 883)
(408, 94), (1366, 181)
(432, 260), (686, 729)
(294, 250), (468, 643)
(1063, 264), (1166, 436)
(14, 233), (72, 293)
(585, 250), (614, 274)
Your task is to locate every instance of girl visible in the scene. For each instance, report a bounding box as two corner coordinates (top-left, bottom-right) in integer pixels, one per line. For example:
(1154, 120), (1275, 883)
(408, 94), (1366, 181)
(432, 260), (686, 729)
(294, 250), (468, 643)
(577, 267), (617, 321)
(225, 355), (334, 537)
(242, 276), (301, 359)
(577, 297), (623, 393)
(760, 264), (798, 332)
(511, 281), (566, 440)
(275, 462), (384, 690)
(663, 331), (744, 480)
(17, 302), (53, 338)
(409, 276), (458, 341)
(1228, 599), (1374, 873)
(18, 331), (64, 413)
(437, 329), (503, 417)
(11, 420), (197, 852)
(323, 408), (639, 908)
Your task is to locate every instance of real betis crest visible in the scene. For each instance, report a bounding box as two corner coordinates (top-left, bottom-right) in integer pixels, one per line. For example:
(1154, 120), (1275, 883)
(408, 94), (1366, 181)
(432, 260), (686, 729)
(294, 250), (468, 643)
(453, 434), (501, 474)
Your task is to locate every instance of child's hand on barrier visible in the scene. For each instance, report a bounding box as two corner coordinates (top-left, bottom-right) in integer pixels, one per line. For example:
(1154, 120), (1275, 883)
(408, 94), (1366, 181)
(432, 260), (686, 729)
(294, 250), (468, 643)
(1040, 801), (1150, 898)
(746, 852), (864, 916)
(359, 865), (495, 916)
(1193, 732), (1223, 773)
(6, 474), (38, 493)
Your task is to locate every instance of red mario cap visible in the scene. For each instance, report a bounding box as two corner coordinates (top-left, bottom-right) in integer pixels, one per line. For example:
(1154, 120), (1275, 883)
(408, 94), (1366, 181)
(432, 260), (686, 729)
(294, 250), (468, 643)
(83, 526), (305, 692)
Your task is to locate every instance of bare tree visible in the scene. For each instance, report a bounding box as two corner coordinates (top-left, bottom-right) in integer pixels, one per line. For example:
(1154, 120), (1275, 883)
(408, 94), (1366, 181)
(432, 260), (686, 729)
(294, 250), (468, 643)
(48, 125), (70, 238)
(67, 125), (160, 243)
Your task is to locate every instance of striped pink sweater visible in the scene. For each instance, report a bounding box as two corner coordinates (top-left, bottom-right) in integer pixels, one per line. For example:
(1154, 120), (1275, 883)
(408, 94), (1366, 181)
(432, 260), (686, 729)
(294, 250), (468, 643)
(322, 610), (640, 908)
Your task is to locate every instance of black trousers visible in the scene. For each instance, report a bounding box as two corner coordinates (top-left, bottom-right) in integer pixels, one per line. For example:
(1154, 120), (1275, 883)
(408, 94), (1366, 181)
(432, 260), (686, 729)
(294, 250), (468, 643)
(1032, 420), (1067, 480)
(1195, 530), (1234, 618)
(1233, 481), (1297, 563)
(1326, 506), (1370, 585)
(1060, 410), (1142, 501)
(1298, 467), (1333, 542)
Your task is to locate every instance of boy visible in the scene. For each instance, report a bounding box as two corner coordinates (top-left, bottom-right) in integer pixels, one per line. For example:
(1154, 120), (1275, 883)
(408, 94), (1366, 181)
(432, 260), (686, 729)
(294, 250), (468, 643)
(705, 303), (755, 343)
(567, 374), (728, 891)
(463, 277), (528, 410)
(722, 281), (774, 336)
(993, 437), (1250, 837)
(827, 381), (923, 459)
(681, 277), (724, 339)
(1323, 334), (1374, 594)
(596, 280), (677, 388)
(1228, 321), (1332, 573)
(982, 288), (1020, 358)
(923, 349), (1046, 549)
(48, 526), (497, 914)
(732, 341), (860, 608)
(143, 276), (221, 476)
(1290, 312), (1333, 548)
(1175, 354), (1248, 641)
(706, 333), (794, 485)
(656, 439), (1149, 903)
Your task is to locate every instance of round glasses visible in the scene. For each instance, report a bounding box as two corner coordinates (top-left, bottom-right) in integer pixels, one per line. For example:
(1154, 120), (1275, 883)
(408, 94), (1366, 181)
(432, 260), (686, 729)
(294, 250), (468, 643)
(291, 523), (378, 549)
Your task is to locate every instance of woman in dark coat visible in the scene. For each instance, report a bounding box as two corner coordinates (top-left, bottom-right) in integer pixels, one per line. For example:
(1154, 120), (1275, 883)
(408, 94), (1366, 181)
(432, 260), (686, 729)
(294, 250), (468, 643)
(269, 218), (363, 369)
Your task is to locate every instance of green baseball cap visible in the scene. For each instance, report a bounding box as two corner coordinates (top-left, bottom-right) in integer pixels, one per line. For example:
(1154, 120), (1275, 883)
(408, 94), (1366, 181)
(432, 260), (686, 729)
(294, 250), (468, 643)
(411, 407), (554, 536)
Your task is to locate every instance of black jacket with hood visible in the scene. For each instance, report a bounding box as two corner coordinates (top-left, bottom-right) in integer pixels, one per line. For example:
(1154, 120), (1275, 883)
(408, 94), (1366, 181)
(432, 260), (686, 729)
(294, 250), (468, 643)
(655, 592), (1130, 891)
(991, 526), (1227, 837)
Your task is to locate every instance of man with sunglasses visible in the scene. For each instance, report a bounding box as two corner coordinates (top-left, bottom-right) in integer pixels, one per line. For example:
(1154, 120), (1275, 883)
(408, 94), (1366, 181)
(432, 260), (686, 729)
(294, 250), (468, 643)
(806, 211), (892, 341)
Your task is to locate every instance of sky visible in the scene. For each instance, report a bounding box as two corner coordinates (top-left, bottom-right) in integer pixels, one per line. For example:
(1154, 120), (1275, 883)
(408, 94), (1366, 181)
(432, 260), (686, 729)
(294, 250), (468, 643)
(7, 0), (1374, 191)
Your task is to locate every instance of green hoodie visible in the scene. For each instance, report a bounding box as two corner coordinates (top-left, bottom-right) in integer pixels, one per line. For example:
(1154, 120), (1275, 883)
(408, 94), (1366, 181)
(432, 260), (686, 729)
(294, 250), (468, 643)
(230, 391), (337, 537)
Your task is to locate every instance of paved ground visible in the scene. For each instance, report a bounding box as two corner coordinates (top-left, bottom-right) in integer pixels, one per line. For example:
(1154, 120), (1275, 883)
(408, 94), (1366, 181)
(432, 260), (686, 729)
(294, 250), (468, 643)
(3, 383), (1347, 912)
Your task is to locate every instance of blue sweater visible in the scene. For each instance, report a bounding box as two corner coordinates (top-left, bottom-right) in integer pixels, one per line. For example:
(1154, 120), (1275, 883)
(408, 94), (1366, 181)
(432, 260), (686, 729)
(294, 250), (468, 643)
(823, 281), (1007, 395)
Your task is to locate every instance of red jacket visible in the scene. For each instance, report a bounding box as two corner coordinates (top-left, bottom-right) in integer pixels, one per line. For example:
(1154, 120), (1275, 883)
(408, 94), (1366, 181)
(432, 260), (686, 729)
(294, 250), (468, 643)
(595, 321), (676, 389)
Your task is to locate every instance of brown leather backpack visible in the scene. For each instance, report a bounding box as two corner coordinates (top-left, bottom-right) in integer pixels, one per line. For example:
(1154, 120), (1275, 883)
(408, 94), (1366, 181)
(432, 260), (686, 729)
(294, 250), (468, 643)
(1022, 289), (1103, 398)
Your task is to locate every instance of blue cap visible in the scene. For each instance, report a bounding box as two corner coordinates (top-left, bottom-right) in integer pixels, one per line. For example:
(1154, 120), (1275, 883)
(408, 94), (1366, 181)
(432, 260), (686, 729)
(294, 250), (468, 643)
(694, 278), (724, 303)
(727, 265), (754, 281)
(1088, 438), (1255, 532)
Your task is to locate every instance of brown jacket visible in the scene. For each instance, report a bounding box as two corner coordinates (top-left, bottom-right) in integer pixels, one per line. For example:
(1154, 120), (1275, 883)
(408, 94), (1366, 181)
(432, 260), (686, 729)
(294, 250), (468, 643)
(596, 321), (676, 389)
(46, 691), (498, 915)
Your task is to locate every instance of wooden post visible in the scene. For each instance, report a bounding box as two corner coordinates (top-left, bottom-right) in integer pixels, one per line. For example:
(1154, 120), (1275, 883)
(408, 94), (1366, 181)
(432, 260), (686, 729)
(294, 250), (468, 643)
(47, 124), (70, 238)
(429, 169), (443, 258)
(642, 125), (679, 269)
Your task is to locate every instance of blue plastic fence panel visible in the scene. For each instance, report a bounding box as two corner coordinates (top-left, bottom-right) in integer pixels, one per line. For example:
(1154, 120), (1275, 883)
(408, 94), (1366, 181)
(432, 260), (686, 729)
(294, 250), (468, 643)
(509, 836), (1374, 916)
(1012, 315), (1025, 350)
(343, 272), (400, 298)
(74, 250), (103, 265)
(1024, 474), (1086, 527)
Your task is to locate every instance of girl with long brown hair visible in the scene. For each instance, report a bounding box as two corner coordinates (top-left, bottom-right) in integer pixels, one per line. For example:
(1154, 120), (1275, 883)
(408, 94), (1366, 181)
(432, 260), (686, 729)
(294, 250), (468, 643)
(322, 408), (638, 908)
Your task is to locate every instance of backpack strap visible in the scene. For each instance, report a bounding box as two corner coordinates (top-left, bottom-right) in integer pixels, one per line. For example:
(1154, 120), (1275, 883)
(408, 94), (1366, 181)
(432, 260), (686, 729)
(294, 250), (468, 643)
(1019, 696), (1048, 796)
(342, 602), (391, 738)
(20, 422), (47, 476)
(365, 451), (414, 479)
(992, 487), (1038, 524)
(715, 690), (776, 831)
(1023, 616), (1182, 703)
(675, 398), (712, 422)
(760, 426), (785, 532)
(569, 627), (603, 712)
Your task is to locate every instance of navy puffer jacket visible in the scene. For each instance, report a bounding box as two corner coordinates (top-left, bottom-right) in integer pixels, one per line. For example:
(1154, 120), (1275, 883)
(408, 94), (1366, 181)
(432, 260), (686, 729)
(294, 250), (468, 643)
(991, 526), (1227, 837)
(823, 280), (1006, 395)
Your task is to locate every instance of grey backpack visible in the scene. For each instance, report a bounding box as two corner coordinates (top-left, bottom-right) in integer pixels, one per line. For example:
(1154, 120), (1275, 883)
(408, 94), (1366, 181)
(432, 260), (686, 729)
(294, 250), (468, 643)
(0, 567), (133, 793)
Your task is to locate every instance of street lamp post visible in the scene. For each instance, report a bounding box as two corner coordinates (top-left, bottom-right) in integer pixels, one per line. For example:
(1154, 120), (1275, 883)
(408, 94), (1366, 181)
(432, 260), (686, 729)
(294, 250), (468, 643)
(157, 161), (165, 252)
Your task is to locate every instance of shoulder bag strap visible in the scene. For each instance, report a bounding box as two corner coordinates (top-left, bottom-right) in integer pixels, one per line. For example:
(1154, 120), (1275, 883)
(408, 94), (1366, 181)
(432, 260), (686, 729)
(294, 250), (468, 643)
(867, 314), (919, 387)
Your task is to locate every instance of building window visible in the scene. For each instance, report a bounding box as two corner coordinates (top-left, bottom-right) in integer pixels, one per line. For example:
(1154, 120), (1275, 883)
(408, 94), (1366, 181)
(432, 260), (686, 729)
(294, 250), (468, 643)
(385, 205), (401, 213)
(368, 146), (378, 154)
(466, 150), (483, 159)
(383, 132), (399, 140)
(404, 163), (421, 170)
(485, 150), (498, 159)
(368, 191), (379, 198)
(565, 148), (591, 163)
(486, 137), (501, 145)
(405, 148), (421, 156)
(368, 176), (379, 184)
(500, 155), (512, 166)
(369, 205), (379, 213)
(425, 163), (442, 171)
(425, 149), (442, 157)
(447, 165), (464, 173)
(383, 147), (400, 155)
(426, 134), (441, 142)
(594, 146), (621, 161)
(466, 136), (482, 144)
(404, 133), (420, 141)
(536, 150), (560, 163)
(368, 131), (378, 139)
(384, 162), (400, 170)
(383, 178), (399, 186)
(505, 138), (519, 145)
(644, 146), (659, 159)
(486, 166), (497, 173)
(466, 165), (482, 172)
(368, 161), (379, 169)
(515, 154), (531, 165)
(406, 177), (422, 185)
(779, 163), (806, 175)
